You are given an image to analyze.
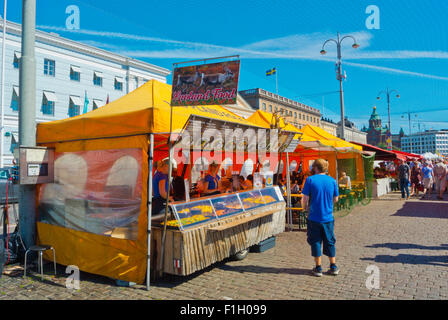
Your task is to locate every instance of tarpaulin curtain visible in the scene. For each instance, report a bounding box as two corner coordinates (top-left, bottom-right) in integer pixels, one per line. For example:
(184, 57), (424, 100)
(37, 135), (149, 283)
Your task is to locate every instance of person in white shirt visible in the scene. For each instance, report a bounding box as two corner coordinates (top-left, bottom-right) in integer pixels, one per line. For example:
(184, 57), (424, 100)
(338, 171), (351, 190)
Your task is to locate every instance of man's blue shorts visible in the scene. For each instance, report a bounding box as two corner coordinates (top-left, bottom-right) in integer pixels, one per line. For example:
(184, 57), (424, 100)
(307, 219), (336, 258)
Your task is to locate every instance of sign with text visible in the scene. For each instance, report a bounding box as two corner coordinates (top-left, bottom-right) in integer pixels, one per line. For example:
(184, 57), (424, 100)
(171, 60), (240, 106)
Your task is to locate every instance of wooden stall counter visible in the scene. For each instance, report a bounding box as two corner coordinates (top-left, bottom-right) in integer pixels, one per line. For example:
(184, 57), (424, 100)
(150, 186), (286, 276)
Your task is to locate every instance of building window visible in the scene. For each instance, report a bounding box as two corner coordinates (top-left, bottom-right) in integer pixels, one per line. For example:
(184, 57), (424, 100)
(70, 65), (81, 81)
(44, 59), (55, 76)
(114, 77), (123, 91)
(269, 105), (272, 112)
(42, 91), (57, 115)
(93, 71), (103, 86)
(69, 96), (82, 117)
(11, 86), (19, 111)
(307, 115), (309, 121)
(262, 103), (266, 111)
(13, 52), (21, 69)
(294, 112), (297, 118)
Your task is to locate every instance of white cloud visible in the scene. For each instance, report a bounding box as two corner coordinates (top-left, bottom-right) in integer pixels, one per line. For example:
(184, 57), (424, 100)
(38, 25), (448, 81)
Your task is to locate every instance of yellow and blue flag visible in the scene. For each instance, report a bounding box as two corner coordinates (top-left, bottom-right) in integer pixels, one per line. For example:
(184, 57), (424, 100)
(266, 67), (276, 76)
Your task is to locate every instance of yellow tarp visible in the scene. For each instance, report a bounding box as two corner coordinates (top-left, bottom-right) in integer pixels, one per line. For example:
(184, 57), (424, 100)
(246, 110), (304, 141)
(300, 125), (362, 151)
(37, 80), (264, 143)
(37, 135), (149, 283)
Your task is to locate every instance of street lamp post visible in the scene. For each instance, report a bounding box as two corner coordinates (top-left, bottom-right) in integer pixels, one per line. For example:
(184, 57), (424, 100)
(401, 111), (418, 153)
(377, 88), (399, 150)
(320, 32), (359, 141)
(413, 121), (426, 154)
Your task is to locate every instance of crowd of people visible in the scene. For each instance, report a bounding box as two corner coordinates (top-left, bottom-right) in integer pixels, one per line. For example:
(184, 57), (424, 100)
(397, 158), (448, 200)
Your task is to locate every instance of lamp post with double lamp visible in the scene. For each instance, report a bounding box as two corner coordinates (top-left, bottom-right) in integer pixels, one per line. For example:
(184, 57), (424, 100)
(413, 121), (426, 154)
(401, 111), (418, 153)
(377, 88), (400, 150)
(320, 32), (359, 141)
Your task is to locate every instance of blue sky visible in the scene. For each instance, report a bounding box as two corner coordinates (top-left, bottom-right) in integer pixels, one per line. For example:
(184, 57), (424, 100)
(6, 0), (448, 134)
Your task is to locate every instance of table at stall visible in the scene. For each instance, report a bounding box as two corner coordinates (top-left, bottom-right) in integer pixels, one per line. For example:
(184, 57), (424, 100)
(370, 177), (393, 198)
(150, 186), (286, 276)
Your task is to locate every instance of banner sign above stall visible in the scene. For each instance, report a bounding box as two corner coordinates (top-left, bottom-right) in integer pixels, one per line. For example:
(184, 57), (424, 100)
(176, 114), (297, 152)
(171, 60), (240, 106)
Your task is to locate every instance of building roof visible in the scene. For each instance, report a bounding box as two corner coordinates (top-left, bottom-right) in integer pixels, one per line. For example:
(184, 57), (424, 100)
(369, 106), (380, 121)
(1, 19), (171, 77)
(239, 88), (321, 116)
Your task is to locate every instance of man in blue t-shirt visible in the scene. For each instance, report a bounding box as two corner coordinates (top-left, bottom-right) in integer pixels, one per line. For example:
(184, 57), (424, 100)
(301, 159), (339, 277)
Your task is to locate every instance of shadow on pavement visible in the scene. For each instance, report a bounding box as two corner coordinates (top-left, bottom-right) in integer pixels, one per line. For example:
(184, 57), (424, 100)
(361, 254), (448, 267)
(153, 261), (313, 289)
(393, 201), (448, 219)
(366, 243), (448, 251)
(217, 264), (312, 276)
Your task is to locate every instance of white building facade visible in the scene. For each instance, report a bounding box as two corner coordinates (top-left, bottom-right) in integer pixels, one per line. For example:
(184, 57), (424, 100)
(401, 130), (448, 155)
(0, 20), (170, 165)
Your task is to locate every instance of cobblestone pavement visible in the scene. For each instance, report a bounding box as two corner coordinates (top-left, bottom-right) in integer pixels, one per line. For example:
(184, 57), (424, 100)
(1, 192), (447, 300)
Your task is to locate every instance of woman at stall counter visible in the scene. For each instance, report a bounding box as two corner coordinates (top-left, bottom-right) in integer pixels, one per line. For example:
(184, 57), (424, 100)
(203, 161), (221, 196)
(152, 159), (173, 215)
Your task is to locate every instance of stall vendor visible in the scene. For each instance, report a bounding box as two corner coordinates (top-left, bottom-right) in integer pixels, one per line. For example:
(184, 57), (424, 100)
(152, 159), (172, 215)
(203, 161), (221, 196)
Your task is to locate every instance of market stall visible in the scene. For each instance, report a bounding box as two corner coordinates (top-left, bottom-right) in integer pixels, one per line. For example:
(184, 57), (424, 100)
(151, 186), (285, 276)
(35, 80), (291, 284)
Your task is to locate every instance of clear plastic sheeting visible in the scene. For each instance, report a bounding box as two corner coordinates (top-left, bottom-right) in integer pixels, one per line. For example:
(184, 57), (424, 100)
(38, 148), (142, 240)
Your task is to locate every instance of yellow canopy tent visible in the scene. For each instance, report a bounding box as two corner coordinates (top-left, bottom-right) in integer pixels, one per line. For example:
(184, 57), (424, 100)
(300, 125), (362, 151)
(246, 111), (364, 182)
(37, 80), (262, 144)
(36, 80), (268, 285)
(296, 125), (365, 183)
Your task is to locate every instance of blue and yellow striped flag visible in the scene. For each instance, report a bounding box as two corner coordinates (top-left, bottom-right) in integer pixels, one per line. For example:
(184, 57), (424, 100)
(266, 67), (276, 76)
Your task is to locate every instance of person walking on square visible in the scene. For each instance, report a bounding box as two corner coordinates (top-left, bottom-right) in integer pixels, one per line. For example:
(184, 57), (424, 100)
(301, 159), (339, 277)
(421, 161), (434, 199)
(433, 159), (447, 200)
(410, 160), (422, 197)
(398, 159), (411, 200)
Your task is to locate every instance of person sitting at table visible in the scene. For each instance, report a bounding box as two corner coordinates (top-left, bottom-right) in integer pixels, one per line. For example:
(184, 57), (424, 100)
(203, 161), (221, 196)
(152, 159), (173, 215)
(339, 171), (351, 190)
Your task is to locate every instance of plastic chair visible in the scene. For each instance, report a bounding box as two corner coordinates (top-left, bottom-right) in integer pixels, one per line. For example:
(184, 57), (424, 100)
(24, 245), (56, 280)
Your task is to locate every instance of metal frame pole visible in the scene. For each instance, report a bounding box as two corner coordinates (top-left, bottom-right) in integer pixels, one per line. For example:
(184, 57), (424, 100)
(0, 0), (7, 168)
(285, 152), (292, 231)
(146, 134), (154, 291)
(18, 0), (36, 248)
(159, 102), (174, 278)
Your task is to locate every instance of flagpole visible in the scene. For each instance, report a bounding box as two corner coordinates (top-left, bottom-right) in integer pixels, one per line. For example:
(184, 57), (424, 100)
(275, 68), (278, 95)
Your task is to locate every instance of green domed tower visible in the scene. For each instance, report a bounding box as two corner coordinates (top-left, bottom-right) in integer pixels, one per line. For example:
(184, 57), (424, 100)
(366, 106), (388, 146)
(369, 106), (382, 129)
